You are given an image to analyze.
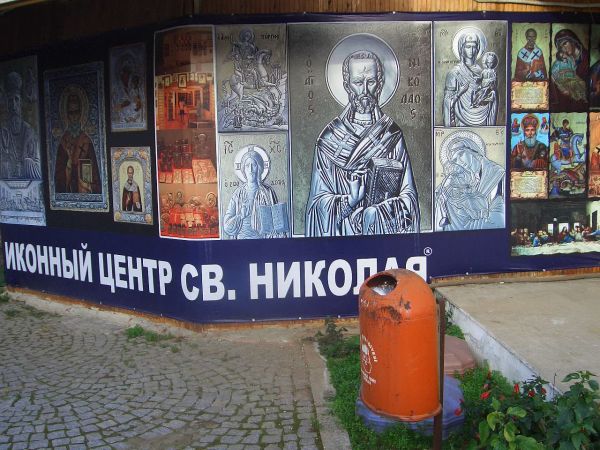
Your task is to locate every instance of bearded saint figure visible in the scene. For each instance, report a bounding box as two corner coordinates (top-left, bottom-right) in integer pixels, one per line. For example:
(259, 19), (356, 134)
(305, 50), (419, 236)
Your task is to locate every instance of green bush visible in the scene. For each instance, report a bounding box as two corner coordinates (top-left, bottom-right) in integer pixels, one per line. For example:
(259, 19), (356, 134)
(126, 324), (145, 339)
(125, 324), (174, 342)
(465, 371), (599, 449)
(317, 319), (600, 450)
(445, 308), (465, 340)
(315, 318), (357, 358)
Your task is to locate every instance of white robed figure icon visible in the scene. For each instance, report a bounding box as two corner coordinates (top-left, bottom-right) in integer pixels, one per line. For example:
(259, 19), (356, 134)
(443, 27), (499, 127)
(224, 145), (288, 239)
(435, 130), (505, 231)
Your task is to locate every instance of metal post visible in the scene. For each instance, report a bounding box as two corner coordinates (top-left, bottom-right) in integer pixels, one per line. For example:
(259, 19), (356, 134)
(432, 294), (446, 450)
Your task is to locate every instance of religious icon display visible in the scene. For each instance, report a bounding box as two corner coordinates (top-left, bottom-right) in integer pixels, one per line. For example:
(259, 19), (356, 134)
(44, 61), (109, 212)
(511, 200), (600, 256)
(288, 22), (432, 236)
(218, 133), (290, 239)
(109, 43), (147, 132)
(111, 146), (153, 225)
(511, 23), (550, 111)
(590, 25), (600, 109)
(588, 112), (600, 197)
(550, 24), (589, 112)
(548, 112), (587, 199)
(509, 112), (549, 200)
(155, 26), (219, 239)
(0, 56), (46, 226)
(433, 21), (507, 128)
(433, 127), (506, 231)
(215, 24), (288, 132)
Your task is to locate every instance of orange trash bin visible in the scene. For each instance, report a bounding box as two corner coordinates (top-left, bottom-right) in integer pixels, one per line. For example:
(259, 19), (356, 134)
(359, 269), (441, 421)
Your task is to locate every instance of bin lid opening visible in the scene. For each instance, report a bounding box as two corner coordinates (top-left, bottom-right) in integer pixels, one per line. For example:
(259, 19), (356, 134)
(367, 274), (397, 295)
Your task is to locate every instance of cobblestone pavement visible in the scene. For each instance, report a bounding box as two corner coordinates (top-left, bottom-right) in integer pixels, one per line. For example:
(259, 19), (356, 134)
(0, 292), (343, 450)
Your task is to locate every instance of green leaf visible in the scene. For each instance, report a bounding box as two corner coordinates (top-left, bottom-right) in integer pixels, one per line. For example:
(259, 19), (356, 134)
(588, 379), (599, 391)
(557, 406), (574, 427)
(581, 421), (596, 434)
(479, 420), (490, 444)
(574, 400), (591, 423)
(570, 432), (585, 449)
(487, 411), (503, 431)
(563, 372), (581, 383)
(515, 435), (543, 450)
(466, 441), (478, 450)
(492, 397), (501, 411)
(507, 406), (527, 418)
(558, 440), (576, 450)
(503, 422), (517, 442)
(491, 435), (508, 450)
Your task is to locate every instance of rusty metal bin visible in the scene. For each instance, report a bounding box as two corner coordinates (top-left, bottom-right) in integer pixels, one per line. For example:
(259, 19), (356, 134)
(359, 269), (441, 421)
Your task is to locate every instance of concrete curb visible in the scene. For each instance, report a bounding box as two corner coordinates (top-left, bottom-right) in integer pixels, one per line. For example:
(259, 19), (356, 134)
(436, 289), (563, 399)
(303, 339), (352, 450)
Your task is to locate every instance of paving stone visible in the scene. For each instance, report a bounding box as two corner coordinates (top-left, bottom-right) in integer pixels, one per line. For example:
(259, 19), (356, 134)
(164, 419), (186, 429)
(283, 432), (298, 441)
(196, 434), (218, 444)
(11, 434), (29, 443)
(66, 427), (81, 437)
(52, 437), (71, 446)
(28, 440), (49, 449)
(220, 434), (243, 444)
(241, 432), (260, 444)
(47, 430), (66, 440)
(261, 434), (282, 444)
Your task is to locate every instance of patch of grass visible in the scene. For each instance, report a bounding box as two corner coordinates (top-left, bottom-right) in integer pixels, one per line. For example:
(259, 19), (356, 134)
(170, 345), (180, 353)
(315, 318), (358, 358)
(4, 308), (21, 318)
(125, 324), (174, 343)
(445, 307), (465, 340)
(0, 289), (9, 304)
(326, 345), (432, 449)
(22, 304), (53, 318)
(319, 320), (512, 449)
(126, 324), (145, 338)
(445, 323), (465, 340)
(311, 415), (320, 432)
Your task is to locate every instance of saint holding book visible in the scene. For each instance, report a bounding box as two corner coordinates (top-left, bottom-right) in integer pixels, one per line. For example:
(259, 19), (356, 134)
(305, 43), (419, 236)
(223, 146), (288, 239)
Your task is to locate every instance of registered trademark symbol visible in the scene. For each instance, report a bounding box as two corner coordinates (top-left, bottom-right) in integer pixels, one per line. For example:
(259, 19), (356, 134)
(424, 247), (432, 256)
